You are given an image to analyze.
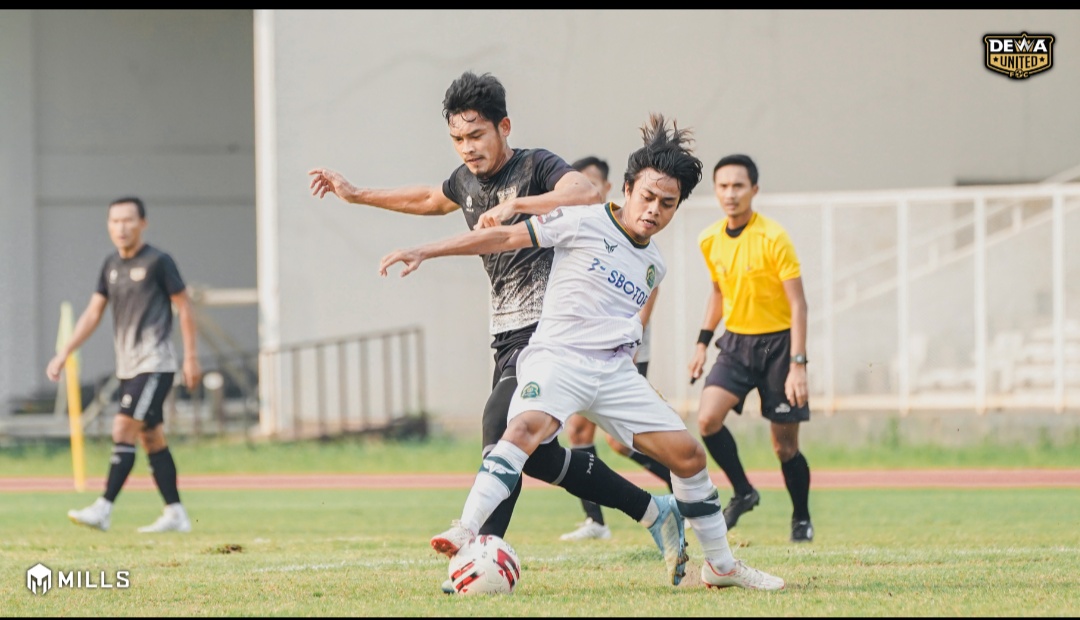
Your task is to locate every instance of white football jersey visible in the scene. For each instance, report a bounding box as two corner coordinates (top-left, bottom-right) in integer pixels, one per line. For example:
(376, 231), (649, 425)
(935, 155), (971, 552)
(525, 202), (665, 351)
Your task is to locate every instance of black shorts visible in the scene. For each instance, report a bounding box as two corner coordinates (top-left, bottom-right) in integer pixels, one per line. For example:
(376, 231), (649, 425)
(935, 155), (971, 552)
(117, 372), (175, 429)
(490, 325), (537, 389)
(482, 324), (539, 448)
(704, 330), (810, 423)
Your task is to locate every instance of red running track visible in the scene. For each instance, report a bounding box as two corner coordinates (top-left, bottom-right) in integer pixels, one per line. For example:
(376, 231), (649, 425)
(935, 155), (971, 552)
(2, 469), (1079, 492)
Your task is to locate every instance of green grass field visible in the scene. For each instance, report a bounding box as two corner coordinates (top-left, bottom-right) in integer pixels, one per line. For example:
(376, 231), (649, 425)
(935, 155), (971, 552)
(3, 435), (1079, 616)
(2, 428), (1079, 477)
(4, 486), (1079, 616)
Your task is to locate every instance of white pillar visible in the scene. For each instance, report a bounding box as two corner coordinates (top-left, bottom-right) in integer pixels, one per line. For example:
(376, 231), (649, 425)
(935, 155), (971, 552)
(1052, 191), (1066, 413)
(896, 200), (910, 416)
(974, 196), (987, 414)
(822, 203), (835, 415)
(254, 10), (284, 436)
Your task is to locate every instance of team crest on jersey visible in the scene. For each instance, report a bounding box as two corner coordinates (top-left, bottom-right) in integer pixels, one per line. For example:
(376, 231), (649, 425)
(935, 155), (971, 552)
(520, 382), (541, 399)
(109, 269), (118, 284)
(464, 195), (475, 213)
(603, 239), (617, 253)
(497, 186), (519, 205)
(646, 265), (656, 289)
(129, 267), (147, 282)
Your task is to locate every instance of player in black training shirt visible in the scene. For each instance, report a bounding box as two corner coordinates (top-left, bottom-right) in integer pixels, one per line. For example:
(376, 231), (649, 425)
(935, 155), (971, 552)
(47, 197), (201, 533)
(309, 71), (687, 590)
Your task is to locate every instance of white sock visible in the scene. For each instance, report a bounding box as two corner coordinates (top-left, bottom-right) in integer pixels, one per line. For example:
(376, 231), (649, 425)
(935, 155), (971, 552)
(639, 497), (660, 528)
(672, 469), (735, 572)
(460, 440), (530, 533)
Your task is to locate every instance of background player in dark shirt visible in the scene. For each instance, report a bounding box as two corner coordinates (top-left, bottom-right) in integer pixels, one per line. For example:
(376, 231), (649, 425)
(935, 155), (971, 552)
(309, 71), (688, 590)
(48, 196), (201, 534)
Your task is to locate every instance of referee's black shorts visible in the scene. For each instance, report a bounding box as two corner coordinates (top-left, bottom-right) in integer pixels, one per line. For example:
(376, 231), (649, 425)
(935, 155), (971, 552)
(704, 329), (810, 423)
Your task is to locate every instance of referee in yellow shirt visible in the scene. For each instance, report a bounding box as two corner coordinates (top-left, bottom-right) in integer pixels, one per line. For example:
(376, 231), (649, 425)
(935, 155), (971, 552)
(687, 154), (813, 543)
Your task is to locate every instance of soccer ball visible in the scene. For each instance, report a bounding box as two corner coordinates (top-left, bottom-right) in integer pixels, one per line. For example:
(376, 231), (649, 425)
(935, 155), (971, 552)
(447, 534), (522, 595)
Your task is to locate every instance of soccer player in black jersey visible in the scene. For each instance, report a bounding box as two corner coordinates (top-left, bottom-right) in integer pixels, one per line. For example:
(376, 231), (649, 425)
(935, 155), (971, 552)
(309, 71), (686, 590)
(47, 196), (200, 534)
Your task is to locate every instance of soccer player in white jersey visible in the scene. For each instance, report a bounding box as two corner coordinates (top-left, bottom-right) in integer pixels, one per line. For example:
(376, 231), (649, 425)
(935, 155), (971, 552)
(561, 155), (675, 542)
(380, 114), (785, 591)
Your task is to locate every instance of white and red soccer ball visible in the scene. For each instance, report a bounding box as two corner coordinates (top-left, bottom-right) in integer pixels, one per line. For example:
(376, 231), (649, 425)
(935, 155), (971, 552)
(447, 534), (522, 595)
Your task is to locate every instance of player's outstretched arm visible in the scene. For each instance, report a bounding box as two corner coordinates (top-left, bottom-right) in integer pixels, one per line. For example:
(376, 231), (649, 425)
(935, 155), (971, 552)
(46, 293), (107, 382)
(475, 170), (601, 229)
(379, 222), (533, 278)
(308, 168), (460, 216)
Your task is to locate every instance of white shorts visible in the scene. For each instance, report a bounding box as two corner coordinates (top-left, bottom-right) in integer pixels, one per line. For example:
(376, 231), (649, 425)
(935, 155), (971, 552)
(507, 343), (687, 449)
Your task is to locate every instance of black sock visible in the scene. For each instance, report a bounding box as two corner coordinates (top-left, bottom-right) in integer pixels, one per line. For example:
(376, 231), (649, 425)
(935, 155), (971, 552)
(520, 439), (652, 523)
(480, 476), (521, 537)
(573, 445), (605, 525)
(148, 447), (181, 505)
(702, 426), (754, 496)
(557, 447), (652, 522)
(629, 451), (674, 493)
(781, 451), (811, 521)
(103, 442), (136, 502)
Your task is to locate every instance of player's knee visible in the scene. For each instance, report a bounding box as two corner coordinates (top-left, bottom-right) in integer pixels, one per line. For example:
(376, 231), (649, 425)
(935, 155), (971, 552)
(774, 443), (798, 462)
(668, 441), (707, 478)
(140, 428), (167, 453)
(111, 416), (139, 444)
(144, 440), (167, 455)
(502, 413), (555, 453)
(771, 424), (800, 461)
(697, 413), (723, 438)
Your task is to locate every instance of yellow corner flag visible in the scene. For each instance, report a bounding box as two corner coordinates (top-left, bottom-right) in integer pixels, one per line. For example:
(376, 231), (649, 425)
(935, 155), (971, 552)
(57, 302), (86, 492)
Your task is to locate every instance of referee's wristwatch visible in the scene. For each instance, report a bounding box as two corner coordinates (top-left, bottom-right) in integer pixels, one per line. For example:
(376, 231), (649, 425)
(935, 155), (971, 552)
(790, 353), (808, 365)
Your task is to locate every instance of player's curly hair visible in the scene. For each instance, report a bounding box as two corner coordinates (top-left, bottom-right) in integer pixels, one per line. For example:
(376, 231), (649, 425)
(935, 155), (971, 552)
(442, 71), (509, 126)
(623, 113), (702, 204)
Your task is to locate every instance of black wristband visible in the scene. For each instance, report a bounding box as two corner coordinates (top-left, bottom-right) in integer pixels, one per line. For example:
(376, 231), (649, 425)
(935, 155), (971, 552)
(697, 329), (715, 347)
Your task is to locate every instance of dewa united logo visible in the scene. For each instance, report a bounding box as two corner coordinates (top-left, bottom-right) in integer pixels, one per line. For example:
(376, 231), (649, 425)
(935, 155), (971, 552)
(984, 32), (1054, 79)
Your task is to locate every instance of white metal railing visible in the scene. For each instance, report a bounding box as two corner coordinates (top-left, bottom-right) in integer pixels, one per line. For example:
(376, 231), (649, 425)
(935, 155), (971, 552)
(664, 182), (1080, 416)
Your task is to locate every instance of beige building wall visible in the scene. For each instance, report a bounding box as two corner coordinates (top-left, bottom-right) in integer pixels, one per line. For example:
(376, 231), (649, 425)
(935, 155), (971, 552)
(3, 10), (1078, 430)
(0, 10), (257, 415)
(267, 10), (1080, 428)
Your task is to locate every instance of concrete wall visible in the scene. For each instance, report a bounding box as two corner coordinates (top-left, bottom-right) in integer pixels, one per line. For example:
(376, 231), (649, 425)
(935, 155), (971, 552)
(0, 10), (257, 413)
(268, 10), (1080, 429)
(4, 10), (1079, 432)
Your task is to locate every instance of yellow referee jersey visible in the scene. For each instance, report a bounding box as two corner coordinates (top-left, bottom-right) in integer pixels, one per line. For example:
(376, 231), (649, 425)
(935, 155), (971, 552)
(697, 211), (801, 335)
